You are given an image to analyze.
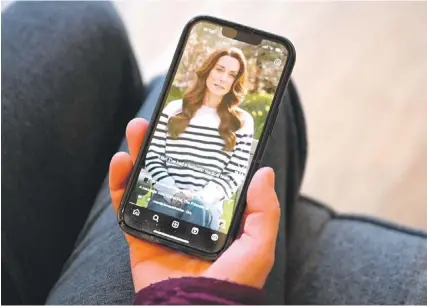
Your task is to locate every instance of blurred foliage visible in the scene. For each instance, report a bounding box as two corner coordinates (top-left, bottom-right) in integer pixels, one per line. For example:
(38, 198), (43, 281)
(240, 93), (273, 139)
(163, 21), (287, 139)
(165, 85), (185, 105)
(173, 22), (287, 95)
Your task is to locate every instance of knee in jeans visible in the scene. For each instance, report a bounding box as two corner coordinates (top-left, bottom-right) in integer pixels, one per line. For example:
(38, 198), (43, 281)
(6, 2), (130, 61)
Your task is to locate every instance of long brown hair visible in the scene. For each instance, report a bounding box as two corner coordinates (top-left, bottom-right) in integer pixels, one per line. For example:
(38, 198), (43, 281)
(168, 47), (247, 152)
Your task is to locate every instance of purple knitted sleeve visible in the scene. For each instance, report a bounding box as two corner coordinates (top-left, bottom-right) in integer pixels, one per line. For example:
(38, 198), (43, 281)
(133, 277), (266, 305)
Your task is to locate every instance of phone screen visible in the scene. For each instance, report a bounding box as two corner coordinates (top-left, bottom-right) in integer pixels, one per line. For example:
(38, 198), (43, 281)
(122, 20), (290, 254)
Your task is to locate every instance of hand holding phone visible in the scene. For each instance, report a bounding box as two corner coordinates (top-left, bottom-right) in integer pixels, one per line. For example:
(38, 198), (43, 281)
(110, 118), (280, 292)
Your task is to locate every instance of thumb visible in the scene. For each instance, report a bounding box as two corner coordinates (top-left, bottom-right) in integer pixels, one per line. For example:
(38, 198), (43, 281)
(243, 167), (280, 247)
(204, 167), (280, 288)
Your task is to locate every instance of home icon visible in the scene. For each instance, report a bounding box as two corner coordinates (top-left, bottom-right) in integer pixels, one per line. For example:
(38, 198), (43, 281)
(132, 209), (140, 216)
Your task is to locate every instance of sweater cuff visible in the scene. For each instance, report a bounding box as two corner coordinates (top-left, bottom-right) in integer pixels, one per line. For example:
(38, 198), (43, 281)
(133, 277), (266, 305)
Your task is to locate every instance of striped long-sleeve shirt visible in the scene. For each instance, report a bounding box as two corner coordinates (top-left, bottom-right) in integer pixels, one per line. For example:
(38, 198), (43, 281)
(145, 99), (254, 210)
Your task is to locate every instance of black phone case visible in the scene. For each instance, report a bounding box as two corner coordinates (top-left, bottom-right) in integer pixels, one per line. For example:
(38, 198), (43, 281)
(117, 15), (296, 261)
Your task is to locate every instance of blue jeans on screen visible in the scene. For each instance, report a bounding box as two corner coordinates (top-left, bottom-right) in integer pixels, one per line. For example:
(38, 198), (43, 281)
(181, 198), (222, 231)
(147, 194), (221, 231)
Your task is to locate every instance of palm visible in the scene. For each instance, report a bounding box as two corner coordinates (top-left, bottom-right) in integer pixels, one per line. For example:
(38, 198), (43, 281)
(123, 221), (211, 290)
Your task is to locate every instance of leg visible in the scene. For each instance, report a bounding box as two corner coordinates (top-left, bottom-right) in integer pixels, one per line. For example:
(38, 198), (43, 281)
(147, 193), (183, 218)
(46, 77), (166, 305)
(261, 80), (308, 304)
(181, 198), (216, 230)
(1, 2), (143, 304)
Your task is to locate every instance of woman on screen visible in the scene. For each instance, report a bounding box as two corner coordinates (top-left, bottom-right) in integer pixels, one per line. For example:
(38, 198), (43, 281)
(145, 47), (254, 231)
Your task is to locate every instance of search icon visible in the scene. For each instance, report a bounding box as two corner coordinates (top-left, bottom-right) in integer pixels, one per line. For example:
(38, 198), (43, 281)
(153, 215), (159, 222)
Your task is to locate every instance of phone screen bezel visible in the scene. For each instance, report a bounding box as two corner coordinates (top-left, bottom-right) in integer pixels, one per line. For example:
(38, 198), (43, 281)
(118, 15), (296, 260)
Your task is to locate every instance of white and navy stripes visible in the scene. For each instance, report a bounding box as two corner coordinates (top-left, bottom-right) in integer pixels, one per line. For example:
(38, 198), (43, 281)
(145, 99), (254, 206)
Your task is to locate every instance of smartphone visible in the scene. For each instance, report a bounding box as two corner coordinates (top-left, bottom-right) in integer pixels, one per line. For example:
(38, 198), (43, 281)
(118, 16), (295, 260)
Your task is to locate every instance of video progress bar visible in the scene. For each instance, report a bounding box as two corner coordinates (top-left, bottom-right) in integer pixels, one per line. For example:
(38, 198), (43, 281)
(153, 230), (189, 244)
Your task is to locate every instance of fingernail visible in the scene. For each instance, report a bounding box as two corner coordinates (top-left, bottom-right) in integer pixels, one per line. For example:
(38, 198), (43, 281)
(266, 167), (275, 188)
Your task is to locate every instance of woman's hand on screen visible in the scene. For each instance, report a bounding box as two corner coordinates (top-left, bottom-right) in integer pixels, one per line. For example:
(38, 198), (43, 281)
(171, 189), (192, 207)
(109, 118), (280, 292)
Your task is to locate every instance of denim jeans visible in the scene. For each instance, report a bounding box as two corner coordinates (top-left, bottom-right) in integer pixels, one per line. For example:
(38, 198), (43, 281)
(2, 2), (306, 304)
(181, 198), (222, 231)
(147, 194), (222, 231)
(5, 3), (427, 306)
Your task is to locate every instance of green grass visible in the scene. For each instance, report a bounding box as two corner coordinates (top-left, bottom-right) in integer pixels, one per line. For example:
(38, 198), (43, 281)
(221, 197), (236, 233)
(136, 188), (152, 208)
